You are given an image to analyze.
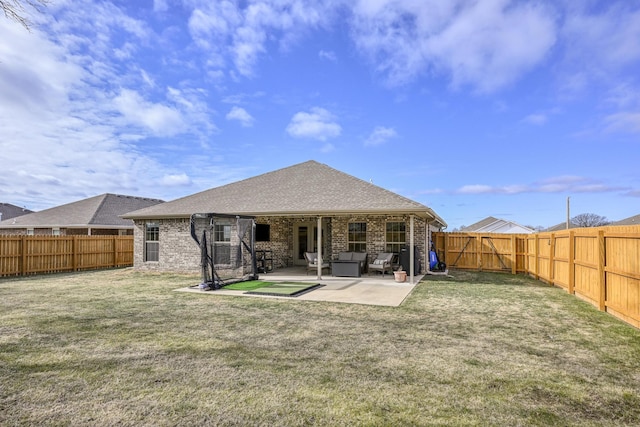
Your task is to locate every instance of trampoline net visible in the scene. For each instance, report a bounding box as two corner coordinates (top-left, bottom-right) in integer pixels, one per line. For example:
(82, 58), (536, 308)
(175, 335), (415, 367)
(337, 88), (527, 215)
(190, 213), (257, 289)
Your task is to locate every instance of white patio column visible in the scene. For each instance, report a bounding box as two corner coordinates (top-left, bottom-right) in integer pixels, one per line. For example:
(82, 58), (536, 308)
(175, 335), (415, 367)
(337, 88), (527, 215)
(317, 216), (323, 280)
(410, 215), (415, 284)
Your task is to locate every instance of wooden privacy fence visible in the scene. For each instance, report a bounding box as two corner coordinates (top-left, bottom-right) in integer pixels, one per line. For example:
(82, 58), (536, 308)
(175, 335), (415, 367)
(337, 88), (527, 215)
(433, 226), (640, 328)
(0, 235), (134, 277)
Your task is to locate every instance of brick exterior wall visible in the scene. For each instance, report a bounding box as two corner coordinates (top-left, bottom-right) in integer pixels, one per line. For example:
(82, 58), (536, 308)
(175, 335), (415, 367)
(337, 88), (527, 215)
(133, 215), (433, 274)
(330, 215), (428, 271)
(133, 218), (200, 273)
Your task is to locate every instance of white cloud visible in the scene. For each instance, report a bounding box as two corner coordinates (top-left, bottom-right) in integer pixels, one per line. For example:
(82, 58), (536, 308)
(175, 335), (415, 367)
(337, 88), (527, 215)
(188, 1), (331, 78)
(321, 143), (336, 153)
(604, 112), (640, 134)
(0, 5), (216, 210)
(286, 107), (341, 141)
(113, 89), (186, 137)
(319, 49), (337, 61)
(364, 126), (397, 146)
(457, 184), (495, 194)
(226, 106), (255, 127)
(523, 114), (548, 125)
(161, 173), (192, 186)
(350, 0), (557, 92)
(455, 176), (625, 195)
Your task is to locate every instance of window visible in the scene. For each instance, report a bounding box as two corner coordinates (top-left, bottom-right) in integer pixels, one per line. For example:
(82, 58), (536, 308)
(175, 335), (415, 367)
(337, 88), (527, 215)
(348, 222), (367, 252)
(52, 228), (61, 236)
(214, 224), (231, 264)
(386, 222), (406, 253)
(27, 229), (34, 236)
(145, 222), (159, 262)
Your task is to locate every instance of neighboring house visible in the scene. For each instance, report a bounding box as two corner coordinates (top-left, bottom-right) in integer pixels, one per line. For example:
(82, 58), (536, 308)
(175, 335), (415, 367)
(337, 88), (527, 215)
(545, 221), (579, 232)
(611, 214), (640, 226)
(123, 160), (447, 275)
(461, 216), (535, 234)
(0, 203), (33, 222)
(0, 193), (164, 236)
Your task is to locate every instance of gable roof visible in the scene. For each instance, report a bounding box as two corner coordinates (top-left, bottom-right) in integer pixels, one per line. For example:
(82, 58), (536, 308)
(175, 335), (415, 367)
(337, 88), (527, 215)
(611, 214), (640, 226)
(461, 216), (535, 234)
(123, 160), (446, 227)
(0, 203), (33, 221)
(0, 194), (164, 229)
(545, 221), (579, 231)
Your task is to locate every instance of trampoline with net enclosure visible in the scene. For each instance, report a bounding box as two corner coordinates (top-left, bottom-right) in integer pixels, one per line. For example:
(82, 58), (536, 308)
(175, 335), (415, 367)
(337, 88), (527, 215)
(190, 213), (259, 290)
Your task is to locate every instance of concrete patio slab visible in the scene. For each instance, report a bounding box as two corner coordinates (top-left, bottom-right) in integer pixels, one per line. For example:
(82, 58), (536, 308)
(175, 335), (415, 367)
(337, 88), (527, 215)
(175, 268), (423, 307)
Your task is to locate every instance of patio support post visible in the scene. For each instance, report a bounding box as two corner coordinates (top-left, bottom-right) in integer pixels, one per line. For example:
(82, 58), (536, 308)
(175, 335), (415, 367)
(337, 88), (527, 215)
(317, 216), (323, 280)
(410, 214), (415, 284)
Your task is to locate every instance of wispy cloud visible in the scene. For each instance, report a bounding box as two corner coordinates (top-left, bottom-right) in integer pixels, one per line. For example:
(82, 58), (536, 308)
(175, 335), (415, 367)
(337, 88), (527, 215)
(161, 173), (191, 186)
(350, 0), (557, 92)
(364, 126), (398, 146)
(286, 107), (341, 141)
(603, 112), (640, 133)
(113, 89), (186, 137)
(187, 1), (332, 78)
(319, 49), (337, 61)
(226, 106), (255, 127)
(523, 114), (548, 125)
(455, 176), (627, 195)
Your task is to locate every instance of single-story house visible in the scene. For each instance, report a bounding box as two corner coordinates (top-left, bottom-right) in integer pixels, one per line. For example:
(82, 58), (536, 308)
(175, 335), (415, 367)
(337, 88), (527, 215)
(0, 193), (164, 236)
(122, 160), (447, 278)
(545, 221), (579, 232)
(0, 203), (33, 222)
(611, 214), (640, 226)
(460, 216), (535, 234)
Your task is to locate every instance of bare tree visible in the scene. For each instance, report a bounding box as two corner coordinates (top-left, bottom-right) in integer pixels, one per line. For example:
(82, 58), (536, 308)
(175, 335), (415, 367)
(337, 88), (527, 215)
(1, 0), (48, 30)
(571, 213), (610, 228)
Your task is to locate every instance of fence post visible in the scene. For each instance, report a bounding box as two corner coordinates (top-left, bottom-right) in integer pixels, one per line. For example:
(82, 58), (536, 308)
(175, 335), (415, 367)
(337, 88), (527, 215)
(21, 236), (27, 276)
(443, 233), (449, 266)
(598, 230), (606, 311)
(477, 236), (482, 271)
(568, 231), (575, 294)
(548, 233), (555, 286)
(113, 236), (118, 267)
(511, 234), (517, 275)
(72, 236), (78, 271)
(534, 234), (539, 280)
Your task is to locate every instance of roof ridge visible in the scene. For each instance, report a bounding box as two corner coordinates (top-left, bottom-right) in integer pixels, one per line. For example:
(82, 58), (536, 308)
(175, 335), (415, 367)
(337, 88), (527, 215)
(88, 194), (110, 225)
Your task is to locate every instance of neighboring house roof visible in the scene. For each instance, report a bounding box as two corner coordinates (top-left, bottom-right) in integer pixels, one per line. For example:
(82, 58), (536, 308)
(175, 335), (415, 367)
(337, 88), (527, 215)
(545, 221), (579, 232)
(0, 194), (164, 229)
(0, 203), (33, 222)
(123, 160), (447, 227)
(461, 216), (535, 234)
(611, 214), (640, 226)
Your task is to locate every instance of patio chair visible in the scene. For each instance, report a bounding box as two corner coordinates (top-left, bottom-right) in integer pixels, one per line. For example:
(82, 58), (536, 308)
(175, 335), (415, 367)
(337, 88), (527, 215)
(304, 252), (330, 275)
(368, 252), (394, 276)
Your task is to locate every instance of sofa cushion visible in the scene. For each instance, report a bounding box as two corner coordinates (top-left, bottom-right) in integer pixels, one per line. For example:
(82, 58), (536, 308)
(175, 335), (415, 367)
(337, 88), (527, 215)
(338, 252), (352, 261)
(351, 252), (367, 262)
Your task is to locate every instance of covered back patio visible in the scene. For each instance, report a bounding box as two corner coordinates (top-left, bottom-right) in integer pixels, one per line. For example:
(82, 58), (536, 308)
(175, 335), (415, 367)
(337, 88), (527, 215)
(179, 265), (426, 306)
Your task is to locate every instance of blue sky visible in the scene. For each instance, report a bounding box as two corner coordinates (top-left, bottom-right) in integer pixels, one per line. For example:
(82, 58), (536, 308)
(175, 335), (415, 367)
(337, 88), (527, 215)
(1, 0), (639, 230)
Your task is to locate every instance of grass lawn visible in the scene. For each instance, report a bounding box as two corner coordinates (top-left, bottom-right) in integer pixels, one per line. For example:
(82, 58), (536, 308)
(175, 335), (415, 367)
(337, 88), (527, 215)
(1, 268), (640, 426)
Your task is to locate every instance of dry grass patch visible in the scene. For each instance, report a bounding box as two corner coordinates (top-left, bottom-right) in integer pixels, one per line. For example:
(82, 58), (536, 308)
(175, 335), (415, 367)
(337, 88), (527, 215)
(1, 268), (640, 425)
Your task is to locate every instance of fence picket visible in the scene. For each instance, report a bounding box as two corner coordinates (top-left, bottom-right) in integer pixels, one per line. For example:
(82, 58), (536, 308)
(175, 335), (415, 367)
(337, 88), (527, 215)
(434, 225), (640, 329)
(0, 236), (133, 277)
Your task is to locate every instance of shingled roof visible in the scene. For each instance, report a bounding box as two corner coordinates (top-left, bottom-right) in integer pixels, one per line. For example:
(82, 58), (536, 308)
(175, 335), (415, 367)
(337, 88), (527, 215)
(461, 216), (534, 233)
(123, 161), (446, 226)
(0, 194), (164, 229)
(611, 214), (640, 226)
(0, 203), (33, 221)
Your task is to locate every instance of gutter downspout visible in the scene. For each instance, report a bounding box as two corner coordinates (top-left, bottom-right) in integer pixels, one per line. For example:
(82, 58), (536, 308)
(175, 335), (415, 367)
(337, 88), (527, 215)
(317, 216), (323, 280)
(410, 214), (415, 285)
